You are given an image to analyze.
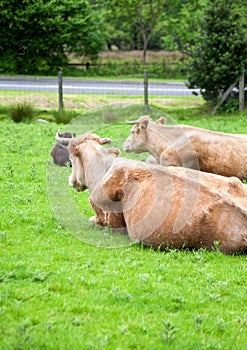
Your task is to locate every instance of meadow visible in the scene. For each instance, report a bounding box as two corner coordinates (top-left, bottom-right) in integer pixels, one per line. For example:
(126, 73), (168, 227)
(0, 95), (247, 350)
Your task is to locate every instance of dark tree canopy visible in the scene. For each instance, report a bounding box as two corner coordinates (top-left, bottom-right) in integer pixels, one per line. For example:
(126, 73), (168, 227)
(185, 0), (247, 104)
(0, 0), (105, 74)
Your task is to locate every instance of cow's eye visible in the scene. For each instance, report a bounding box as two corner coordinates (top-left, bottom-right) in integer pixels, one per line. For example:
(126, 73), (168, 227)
(131, 130), (136, 135)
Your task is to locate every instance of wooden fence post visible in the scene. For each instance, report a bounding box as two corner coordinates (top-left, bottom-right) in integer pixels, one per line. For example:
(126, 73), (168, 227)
(58, 71), (63, 111)
(239, 69), (245, 112)
(144, 69), (148, 112)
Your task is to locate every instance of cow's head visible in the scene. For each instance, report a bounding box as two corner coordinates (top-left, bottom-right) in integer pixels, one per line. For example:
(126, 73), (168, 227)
(68, 132), (119, 192)
(50, 143), (71, 166)
(123, 116), (165, 153)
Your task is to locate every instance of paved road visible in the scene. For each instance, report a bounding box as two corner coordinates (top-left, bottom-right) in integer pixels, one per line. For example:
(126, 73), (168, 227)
(0, 77), (200, 97)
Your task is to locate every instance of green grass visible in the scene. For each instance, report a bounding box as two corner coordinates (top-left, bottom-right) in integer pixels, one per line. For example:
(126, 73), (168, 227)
(1, 102), (247, 350)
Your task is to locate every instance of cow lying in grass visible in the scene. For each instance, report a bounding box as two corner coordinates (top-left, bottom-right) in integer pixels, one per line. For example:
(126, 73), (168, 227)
(122, 116), (247, 180)
(50, 131), (75, 166)
(67, 132), (247, 254)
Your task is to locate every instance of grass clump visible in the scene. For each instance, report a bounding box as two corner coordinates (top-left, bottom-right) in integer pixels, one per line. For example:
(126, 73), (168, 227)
(11, 102), (34, 123)
(52, 109), (78, 124)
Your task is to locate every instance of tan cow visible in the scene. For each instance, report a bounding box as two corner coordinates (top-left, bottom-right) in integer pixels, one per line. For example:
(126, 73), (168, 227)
(122, 116), (247, 180)
(68, 132), (247, 254)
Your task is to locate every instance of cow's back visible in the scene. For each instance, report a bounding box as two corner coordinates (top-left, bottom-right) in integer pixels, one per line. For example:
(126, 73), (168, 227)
(156, 124), (247, 179)
(120, 165), (247, 253)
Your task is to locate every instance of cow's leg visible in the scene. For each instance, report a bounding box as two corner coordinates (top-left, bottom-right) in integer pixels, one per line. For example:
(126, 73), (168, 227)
(89, 197), (126, 231)
(89, 201), (108, 227)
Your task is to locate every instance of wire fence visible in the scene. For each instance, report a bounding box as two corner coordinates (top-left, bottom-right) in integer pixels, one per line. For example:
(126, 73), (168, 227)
(0, 70), (245, 112)
(0, 71), (201, 111)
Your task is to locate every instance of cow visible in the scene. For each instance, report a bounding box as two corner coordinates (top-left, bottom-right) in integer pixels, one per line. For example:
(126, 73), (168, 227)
(68, 132), (247, 254)
(50, 131), (75, 166)
(122, 116), (247, 180)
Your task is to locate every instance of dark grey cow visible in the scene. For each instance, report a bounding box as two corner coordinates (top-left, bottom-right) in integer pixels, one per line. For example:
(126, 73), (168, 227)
(50, 131), (75, 166)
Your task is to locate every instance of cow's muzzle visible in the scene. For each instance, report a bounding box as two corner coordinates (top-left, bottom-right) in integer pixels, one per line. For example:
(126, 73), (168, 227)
(74, 184), (87, 192)
(69, 175), (87, 192)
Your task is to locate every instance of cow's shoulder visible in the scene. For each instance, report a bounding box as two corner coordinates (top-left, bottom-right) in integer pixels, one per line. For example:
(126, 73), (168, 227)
(102, 158), (152, 200)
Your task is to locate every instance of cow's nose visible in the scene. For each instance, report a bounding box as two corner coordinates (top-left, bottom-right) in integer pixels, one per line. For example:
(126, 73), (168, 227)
(75, 183), (87, 192)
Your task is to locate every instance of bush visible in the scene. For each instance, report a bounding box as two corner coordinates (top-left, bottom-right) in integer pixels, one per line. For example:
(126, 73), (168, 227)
(185, 0), (247, 106)
(11, 102), (34, 123)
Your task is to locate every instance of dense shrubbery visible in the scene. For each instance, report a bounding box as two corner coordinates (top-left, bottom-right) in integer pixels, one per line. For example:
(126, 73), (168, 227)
(0, 0), (211, 75)
(0, 0), (104, 74)
(186, 0), (247, 107)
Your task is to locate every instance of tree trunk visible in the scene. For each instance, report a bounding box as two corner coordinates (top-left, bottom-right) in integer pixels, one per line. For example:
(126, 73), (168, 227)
(142, 32), (148, 65)
(239, 69), (245, 112)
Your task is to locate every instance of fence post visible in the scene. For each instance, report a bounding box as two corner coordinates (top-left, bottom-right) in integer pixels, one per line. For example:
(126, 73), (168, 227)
(58, 71), (63, 111)
(239, 69), (245, 112)
(144, 69), (148, 112)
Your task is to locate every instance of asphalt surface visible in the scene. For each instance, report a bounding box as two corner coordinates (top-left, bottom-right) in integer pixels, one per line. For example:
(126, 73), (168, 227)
(0, 77), (200, 97)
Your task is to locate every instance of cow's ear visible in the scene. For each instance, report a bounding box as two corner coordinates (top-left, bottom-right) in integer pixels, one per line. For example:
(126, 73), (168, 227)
(140, 118), (149, 131)
(89, 133), (111, 145)
(156, 117), (166, 125)
(107, 147), (121, 157)
(68, 141), (80, 157)
(74, 146), (80, 157)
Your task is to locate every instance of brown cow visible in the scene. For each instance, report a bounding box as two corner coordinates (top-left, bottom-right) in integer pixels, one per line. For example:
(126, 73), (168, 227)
(68, 132), (247, 254)
(122, 116), (247, 180)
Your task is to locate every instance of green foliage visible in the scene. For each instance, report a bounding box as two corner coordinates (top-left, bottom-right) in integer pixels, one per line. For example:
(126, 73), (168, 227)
(161, 35), (179, 51)
(160, 0), (207, 51)
(185, 0), (247, 105)
(0, 0), (105, 74)
(99, 0), (167, 64)
(1, 0), (247, 77)
(11, 102), (35, 123)
(97, 0), (209, 53)
(160, 320), (177, 343)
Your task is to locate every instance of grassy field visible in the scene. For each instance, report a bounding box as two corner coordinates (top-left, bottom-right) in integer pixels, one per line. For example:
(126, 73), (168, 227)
(1, 97), (247, 350)
(67, 50), (186, 79)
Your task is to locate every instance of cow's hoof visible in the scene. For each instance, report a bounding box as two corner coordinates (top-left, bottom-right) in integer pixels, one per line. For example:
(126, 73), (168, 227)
(89, 216), (97, 224)
(89, 216), (105, 230)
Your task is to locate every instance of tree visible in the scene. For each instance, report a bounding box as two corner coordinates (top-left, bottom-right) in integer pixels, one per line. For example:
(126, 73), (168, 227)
(160, 0), (207, 51)
(95, 3), (136, 51)
(101, 0), (167, 64)
(0, 0), (105, 74)
(185, 0), (247, 106)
